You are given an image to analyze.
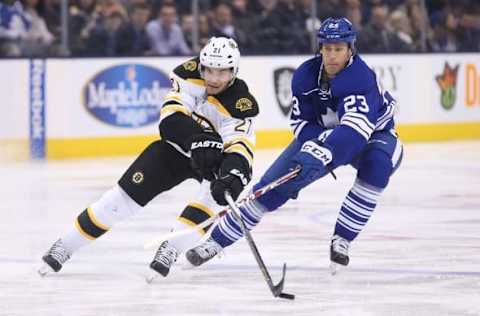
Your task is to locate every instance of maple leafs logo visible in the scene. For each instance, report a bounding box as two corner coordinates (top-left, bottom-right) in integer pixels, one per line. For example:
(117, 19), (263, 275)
(435, 62), (459, 110)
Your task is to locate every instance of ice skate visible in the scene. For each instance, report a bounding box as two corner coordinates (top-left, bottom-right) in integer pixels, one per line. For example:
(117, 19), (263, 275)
(329, 235), (350, 275)
(38, 239), (72, 277)
(146, 241), (178, 283)
(185, 237), (223, 267)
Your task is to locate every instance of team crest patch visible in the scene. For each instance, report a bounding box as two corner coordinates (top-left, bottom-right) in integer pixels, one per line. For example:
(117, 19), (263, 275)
(183, 60), (197, 72)
(132, 171), (144, 184)
(235, 98), (253, 112)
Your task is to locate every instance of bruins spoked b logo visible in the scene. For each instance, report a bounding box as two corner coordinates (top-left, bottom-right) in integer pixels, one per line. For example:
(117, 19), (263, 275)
(132, 171), (144, 184)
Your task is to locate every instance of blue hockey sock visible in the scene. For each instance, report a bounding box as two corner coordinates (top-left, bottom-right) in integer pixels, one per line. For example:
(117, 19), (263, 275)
(253, 183), (289, 212)
(211, 199), (266, 248)
(334, 179), (382, 241)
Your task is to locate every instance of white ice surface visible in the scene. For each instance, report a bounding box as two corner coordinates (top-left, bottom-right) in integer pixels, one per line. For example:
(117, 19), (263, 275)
(1, 141), (479, 316)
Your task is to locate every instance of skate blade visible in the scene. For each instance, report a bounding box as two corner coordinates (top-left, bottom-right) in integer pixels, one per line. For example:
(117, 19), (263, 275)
(329, 262), (346, 276)
(181, 259), (195, 270)
(38, 264), (54, 277)
(145, 272), (159, 284)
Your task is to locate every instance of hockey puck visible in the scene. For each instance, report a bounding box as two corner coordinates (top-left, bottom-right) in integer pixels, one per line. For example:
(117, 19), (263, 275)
(278, 293), (295, 300)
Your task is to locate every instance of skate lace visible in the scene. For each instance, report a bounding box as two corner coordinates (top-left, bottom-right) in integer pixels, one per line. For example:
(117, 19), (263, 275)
(154, 242), (178, 267)
(49, 241), (71, 264)
(332, 236), (349, 256)
(197, 238), (223, 259)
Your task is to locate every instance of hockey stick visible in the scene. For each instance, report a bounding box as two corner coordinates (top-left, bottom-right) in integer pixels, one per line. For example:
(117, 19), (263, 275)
(144, 167), (301, 250)
(224, 191), (295, 300)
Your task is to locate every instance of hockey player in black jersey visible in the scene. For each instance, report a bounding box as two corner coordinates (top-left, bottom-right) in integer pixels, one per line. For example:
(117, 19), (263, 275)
(39, 37), (259, 278)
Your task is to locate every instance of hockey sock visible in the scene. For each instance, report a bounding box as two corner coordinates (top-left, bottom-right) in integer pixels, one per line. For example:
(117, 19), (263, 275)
(334, 179), (382, 241)
(62, 185), (142, 253)
(211, 199), (266, 248)
(169, 203), (216, 253)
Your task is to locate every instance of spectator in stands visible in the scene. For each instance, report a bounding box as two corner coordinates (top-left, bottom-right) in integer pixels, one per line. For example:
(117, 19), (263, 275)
(344, 0), (363, 31)
(253, 0), (306, 54)
(150, 0), (191, 16)
(358, 4), (396, 53)
(181, 13), (211, 53)
(20, 0), (55, 56)
(115, 3), (150, 56)
(69, 0), (98, 55)
(210, 3), (248, 51)
(431, 11), (463, 52)
(297, 0), (322, 54)
(0, 1), (29, 56)
(84, 10), (124, 56)
(317, 0), (344, 20)
(389, 9), (416, 52)
(399, 0), (432, 52)
(146, 4), (191, 56)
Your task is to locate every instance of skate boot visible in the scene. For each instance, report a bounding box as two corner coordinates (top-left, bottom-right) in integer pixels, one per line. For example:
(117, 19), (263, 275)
(329, 235), (350, 275)
(185, 237), (223, 267)
(38, 239), (72, 276)
(146, 241), (178, 283)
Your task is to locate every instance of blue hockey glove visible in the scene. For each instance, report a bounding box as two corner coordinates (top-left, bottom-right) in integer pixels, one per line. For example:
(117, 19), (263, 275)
(289, 140), (332, 188)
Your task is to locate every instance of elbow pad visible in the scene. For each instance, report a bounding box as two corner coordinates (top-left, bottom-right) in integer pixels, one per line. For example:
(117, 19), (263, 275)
(159, 112), (203, 152)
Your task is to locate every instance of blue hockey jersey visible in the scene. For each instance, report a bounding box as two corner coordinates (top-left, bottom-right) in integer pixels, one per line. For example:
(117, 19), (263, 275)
(289, 54), (396, 168)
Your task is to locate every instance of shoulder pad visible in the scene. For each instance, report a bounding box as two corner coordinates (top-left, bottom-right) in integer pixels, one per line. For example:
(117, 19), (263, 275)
(212, 79), (259, 119)
(292, 57), (321, 94)
(173, 57), (202, 81)
(332, 55), (376, 97)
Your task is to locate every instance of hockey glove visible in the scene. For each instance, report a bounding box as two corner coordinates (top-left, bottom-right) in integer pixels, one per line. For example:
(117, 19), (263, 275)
(211, 155), (251, 206)
(189, 132), (224, 181)
(288, 140), (332, 189)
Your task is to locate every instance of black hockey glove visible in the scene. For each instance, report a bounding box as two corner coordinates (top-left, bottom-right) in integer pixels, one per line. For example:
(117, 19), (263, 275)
(210, 155), (251, 206)
(189, 132), (224, 181)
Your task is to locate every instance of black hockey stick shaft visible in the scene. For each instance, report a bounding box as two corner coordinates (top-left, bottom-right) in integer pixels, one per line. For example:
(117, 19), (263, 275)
(224, 192), (295, 300)
(143, 167), (301, 250)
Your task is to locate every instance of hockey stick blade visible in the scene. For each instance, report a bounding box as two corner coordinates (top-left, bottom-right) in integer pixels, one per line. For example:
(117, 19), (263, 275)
(274, 264), (295, 300)
(278, 292), (295, 300)
(225, 192), (295, 300)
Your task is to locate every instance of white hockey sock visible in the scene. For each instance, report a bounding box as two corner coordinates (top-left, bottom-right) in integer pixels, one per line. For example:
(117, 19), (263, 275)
(167, 220), (205, 254)
(61, 185), (142, 253)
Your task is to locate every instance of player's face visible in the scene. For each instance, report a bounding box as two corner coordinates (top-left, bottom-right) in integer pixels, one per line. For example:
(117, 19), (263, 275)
(203, 67), (234, 95)
(320, 42), (352, 77)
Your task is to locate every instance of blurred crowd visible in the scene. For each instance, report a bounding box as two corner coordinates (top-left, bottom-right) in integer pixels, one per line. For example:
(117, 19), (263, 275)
(1, 0), (479, 57)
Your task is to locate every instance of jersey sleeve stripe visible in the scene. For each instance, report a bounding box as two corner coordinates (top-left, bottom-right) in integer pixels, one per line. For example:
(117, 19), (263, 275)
(375, 106), (394, 129)
(160, 104), (190, 119)
(341, 114), (374, 140)
(341, 120), (370, 140)
(342, 112), (375, 129)
(224, 143), (254, 165)
(164, 94), (183, 103)
(225, 139), (255, 157)
(293, 121), (308, 138)
(186, 78), (205, 86)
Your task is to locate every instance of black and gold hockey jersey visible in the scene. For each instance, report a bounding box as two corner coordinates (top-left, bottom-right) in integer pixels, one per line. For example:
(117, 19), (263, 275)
(159, 57), (259, 168)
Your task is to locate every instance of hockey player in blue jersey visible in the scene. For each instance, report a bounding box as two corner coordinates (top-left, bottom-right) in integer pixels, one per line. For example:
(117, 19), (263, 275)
(186, 17), (403, 273)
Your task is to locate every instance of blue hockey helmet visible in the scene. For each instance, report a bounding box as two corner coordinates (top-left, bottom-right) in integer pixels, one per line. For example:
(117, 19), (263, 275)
(317, 17), (357, 50)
